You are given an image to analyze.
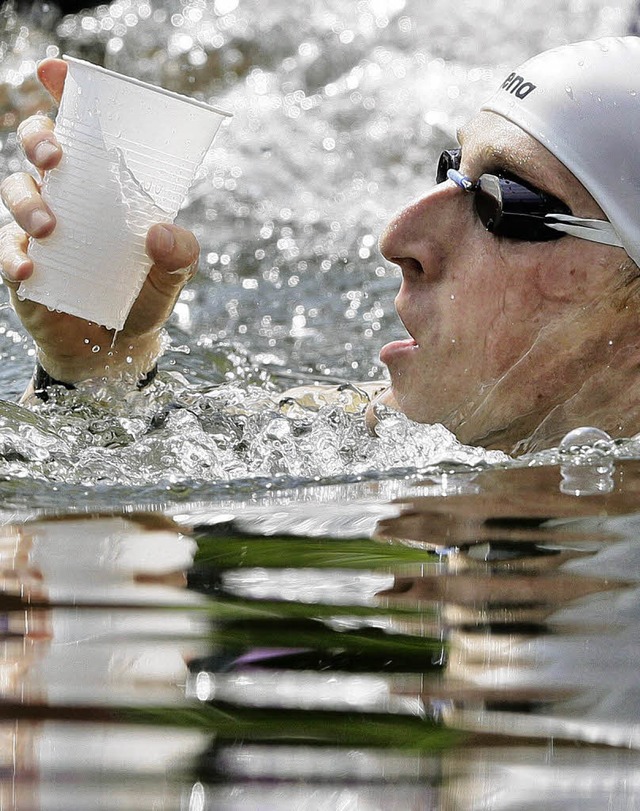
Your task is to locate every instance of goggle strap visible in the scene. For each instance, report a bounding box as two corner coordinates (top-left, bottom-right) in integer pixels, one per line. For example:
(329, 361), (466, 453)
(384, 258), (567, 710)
(446, 168), (476, 192)
(544, 214), (625, 248)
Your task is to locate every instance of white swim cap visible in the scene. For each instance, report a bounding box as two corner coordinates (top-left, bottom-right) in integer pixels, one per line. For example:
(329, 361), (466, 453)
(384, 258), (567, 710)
(481, 36), (640, 266)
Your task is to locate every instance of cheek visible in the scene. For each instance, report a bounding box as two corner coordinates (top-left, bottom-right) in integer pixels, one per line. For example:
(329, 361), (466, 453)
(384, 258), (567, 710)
(453, 241), (534, 324)
(455, 246), (559, 370)
(529, 243), (611, 304)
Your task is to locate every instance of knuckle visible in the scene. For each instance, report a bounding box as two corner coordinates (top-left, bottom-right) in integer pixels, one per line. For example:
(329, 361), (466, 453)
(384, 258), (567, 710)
(0, 174), (24, 210)
(0, 173), (37, 209)
(17, 116), (59, 168)
(0, 221), (24, 248)
(17, 113), (53, 140)
(0, 172), (19, 197)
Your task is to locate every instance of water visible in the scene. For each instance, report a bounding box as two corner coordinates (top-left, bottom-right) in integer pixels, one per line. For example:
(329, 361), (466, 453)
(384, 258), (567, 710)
(1, 0), (640, 807)
(5, 461), (640, 809)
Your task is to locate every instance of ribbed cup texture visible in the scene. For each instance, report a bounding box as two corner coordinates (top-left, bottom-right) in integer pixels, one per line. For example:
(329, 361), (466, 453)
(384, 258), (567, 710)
(21, 57), (229, 331)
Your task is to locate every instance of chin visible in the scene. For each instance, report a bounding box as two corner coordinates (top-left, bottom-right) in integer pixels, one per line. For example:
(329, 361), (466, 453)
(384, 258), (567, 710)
(370, 385), (428, 424)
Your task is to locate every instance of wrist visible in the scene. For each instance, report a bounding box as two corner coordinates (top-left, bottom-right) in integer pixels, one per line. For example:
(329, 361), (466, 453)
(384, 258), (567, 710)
(33, 359), (159, 401)
(35, 333), (163, 385)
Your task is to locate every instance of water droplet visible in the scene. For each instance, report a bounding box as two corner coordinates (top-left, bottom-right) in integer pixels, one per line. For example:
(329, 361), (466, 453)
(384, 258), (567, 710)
(126, 356), (133, 364)
(559, 426), (611, 449)
(91, 345), (101, 353)
(83, 338), (90, 344)
(631, 90), (637, 97)
(565, 85), (574, 100)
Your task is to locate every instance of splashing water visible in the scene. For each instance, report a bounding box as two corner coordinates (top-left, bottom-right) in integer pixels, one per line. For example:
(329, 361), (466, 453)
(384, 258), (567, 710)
(0, 364), (508, 491)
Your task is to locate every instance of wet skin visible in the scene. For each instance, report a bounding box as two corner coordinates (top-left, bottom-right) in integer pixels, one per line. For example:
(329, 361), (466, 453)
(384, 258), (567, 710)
(370, 111), (640, 452)
(2, 64), (640, 452)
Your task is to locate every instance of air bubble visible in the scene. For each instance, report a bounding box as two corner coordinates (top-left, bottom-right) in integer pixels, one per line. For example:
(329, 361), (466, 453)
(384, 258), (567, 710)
(559, 427), (611, 449)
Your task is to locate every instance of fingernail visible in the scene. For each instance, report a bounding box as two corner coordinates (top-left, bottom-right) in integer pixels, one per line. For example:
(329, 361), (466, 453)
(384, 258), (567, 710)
(155, 224), (175, 254)
(13, 258), (32, 280)
(27, 208), (54, 237)
(33, 140), (60, 167)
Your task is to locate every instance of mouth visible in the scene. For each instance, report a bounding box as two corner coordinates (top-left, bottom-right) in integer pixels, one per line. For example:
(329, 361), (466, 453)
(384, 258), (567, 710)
(379, 306), (421, 365)
(379, 335), (419, 365)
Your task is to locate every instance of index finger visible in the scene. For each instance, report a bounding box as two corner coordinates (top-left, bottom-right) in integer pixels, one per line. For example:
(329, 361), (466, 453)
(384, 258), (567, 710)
(36, 58), (68, 105)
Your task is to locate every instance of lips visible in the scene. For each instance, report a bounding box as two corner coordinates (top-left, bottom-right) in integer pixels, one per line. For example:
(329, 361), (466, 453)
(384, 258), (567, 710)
(379, 303), (421, 365)
(379, 336), (418, 365)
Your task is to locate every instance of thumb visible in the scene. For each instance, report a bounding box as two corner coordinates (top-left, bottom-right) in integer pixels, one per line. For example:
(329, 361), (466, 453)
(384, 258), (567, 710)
(123, 224), (200, 336)
(146, 224), (199, 288)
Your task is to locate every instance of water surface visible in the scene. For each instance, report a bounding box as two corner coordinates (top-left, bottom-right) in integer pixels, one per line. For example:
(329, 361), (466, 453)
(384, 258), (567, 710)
(3, 461), (640, 809)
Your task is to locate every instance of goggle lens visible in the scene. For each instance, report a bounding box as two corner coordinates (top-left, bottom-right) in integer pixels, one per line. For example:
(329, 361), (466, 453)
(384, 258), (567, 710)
(436, 148), (461, 185)
(436, 150), (569, 241)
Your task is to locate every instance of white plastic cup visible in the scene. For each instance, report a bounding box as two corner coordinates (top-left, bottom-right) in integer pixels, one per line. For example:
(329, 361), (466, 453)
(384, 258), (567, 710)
(21, 56), (232, 331)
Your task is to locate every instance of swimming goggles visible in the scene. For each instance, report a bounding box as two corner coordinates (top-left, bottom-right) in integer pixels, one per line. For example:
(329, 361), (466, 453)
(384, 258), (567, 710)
(437, 148), (624, 247)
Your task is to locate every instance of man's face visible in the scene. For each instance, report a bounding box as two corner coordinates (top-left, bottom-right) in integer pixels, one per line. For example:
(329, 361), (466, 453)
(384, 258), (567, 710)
(373, 111), (630, 450)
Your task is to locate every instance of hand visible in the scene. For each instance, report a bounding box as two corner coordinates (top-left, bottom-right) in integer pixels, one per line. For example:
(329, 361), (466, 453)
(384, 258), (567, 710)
(0, 58), (200, 388)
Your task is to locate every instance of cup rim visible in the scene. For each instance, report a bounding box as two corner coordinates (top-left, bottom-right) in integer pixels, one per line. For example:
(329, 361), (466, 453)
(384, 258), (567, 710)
(63, 55), (233, 118)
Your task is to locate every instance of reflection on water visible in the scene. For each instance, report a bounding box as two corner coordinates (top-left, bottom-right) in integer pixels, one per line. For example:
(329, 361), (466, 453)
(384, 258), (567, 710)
(0, 462), (639, 808)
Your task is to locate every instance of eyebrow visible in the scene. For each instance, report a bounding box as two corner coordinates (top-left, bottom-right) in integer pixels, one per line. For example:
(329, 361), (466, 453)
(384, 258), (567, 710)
(455, 124), (559, 196)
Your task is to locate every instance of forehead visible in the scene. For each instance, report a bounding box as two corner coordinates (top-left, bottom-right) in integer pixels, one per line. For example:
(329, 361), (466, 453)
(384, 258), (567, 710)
(457, 110), (603, 215)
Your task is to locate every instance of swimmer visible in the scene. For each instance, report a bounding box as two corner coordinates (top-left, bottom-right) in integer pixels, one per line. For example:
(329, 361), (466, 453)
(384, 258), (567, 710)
(2, 37), (640, 454)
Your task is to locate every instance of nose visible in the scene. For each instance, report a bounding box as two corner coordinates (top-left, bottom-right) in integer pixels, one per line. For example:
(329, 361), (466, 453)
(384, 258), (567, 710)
(379, 182), (460, 281)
